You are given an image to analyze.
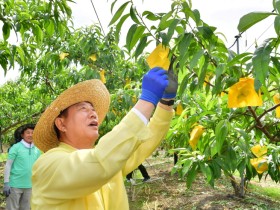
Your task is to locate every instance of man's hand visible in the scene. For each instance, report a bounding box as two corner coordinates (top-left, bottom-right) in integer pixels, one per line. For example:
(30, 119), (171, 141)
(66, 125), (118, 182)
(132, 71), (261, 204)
(140, 67), (169, 106)
(162, 64), (178, 99)
(3, 182), (10, 197)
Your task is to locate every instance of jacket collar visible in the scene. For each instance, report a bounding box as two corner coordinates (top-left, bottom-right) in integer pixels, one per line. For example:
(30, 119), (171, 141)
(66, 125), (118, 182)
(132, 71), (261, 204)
(20, 139), (34, 148)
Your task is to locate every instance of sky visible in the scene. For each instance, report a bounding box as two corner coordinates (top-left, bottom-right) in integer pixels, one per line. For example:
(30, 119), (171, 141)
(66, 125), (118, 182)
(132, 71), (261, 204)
(69, 0), (275, 50)
(0, 0), (276, 85)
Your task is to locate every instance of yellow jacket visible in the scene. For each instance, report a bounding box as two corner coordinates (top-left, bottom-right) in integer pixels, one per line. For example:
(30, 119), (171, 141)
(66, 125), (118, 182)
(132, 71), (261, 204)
(31, 106), (173, 210)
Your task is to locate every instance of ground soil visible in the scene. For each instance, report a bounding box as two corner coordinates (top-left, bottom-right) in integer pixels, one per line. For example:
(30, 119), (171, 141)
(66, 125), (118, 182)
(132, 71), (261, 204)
(126, 152), (280, 210)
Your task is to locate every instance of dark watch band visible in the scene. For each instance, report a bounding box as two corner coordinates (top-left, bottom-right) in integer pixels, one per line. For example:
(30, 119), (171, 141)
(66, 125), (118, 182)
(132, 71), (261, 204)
(160, 99), (175, 106)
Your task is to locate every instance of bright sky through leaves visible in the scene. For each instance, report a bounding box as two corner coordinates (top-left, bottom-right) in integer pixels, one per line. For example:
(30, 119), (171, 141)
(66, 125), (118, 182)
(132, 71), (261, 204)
(0, 0), (275, 85)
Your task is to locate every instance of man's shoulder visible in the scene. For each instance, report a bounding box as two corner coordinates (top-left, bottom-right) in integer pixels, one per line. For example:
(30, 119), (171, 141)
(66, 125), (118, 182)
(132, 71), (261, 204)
(9, 142), (22, 151)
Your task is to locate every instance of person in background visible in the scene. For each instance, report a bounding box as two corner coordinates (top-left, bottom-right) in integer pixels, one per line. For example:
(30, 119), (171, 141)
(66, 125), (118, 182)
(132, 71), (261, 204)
(126, 163), (151, 184)
(31, 67), (178, 209)
(3, 123), (41, 210)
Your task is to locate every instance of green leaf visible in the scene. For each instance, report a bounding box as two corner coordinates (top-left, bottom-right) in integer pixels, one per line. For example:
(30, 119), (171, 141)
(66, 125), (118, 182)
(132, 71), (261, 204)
(109, 1), (130, 26)
(237, 159), (247, 174)
(197, 26), (215, 40)
(226, 52), (252, 67)
(175, 25), (185, 34)
(62, 1), (72, 17)
(142, 11), (160, 21)
(271, 56), (280, 73)
(178, 74), (189, 96)
(16, 46), (25, 64)
(166, 19), (180, 44)
(273, 0), (280, 13)
(210, 143), (218, 159)
(274, 15), (280, 36)
(215, 157), (230, 174)
(46, 19), (55, 36)
(200, 162), (213, 185)
(254, 79), (262, 92)
(115, 13), (130, 42)
(189, 49), (204, 69)
(212, 65), (223, 94)
(158, 11), (173, 30)
(237, 12), (276, 32)
(126, 24), (137, 52)
(159, 32), (168, 45)
(235, 128), (250, 146)
(215, 120), (229, 154)
(134, 35), (148, 58)
(209, 160), (222, 179)
(189, 77), (199, 93)
(198, 54), (209, 87)
(33, 25), (44, 43)
(130, 6), (141, 25)
(3, 22), (11, 41)
(182, 2), (201, 26)
(215, 63), (224, 78)
(129, 25), (145, 50)
(186, 164), (198, 188)
(110, 0), (118, 13)
(182, 159), (193, 176)
(252, 38), (274, 85)
(178, 33), (193, 67)
(227, 146), (237, 172)
(0, 56), (8, 72)
(192, 9), (201, 25)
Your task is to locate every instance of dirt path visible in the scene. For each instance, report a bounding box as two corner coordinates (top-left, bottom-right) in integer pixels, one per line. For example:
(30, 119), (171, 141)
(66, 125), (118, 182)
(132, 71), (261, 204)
(127, 154), (280, 210)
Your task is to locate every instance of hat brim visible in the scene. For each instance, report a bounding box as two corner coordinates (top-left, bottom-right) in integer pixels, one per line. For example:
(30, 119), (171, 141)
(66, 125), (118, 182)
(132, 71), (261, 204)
(33, 79), (110, 152)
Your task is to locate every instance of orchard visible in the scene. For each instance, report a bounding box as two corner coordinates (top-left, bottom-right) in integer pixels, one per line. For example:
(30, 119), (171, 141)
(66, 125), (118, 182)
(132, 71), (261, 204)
(0, 0), (279, 202)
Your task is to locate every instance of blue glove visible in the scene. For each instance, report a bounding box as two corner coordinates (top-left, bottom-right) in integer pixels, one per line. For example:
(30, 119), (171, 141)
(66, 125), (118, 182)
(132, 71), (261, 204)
(140, 67), (169, 106)
(162, 63), (178, 99)
(3, 182), (10, 197)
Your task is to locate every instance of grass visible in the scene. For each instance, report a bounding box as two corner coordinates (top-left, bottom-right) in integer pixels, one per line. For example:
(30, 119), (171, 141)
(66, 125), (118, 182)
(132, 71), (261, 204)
(248, 183), (280, 200)
(0, 154), (7, 163)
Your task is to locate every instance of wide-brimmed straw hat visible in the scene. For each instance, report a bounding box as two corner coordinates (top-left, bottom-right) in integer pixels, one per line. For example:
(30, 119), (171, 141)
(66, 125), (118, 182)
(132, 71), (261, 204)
(33, 79), (110, 152)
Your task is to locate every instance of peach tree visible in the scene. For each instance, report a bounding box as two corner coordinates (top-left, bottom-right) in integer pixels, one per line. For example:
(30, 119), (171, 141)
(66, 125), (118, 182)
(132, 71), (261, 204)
(0, 0), (144, 145)
(108, 0), (280, 197)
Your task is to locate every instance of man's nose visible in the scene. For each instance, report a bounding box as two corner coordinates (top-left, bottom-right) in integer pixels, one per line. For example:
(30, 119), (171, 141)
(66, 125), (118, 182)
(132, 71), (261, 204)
(89, 110), (97, 119)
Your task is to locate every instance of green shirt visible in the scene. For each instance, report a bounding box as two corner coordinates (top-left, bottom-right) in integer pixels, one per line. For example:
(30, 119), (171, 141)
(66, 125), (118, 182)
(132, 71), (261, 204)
(8, 141), (41, 188)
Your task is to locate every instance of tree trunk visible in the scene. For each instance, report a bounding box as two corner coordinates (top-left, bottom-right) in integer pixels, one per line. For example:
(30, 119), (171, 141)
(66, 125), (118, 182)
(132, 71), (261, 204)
(229, 175), (246, 198)
(0, 127), (3, 153)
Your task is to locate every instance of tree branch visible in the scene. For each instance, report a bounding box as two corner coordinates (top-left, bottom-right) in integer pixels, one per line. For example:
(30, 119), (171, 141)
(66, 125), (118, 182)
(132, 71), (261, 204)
(258, 103), (280, 120)
(247, 106), (275, 141)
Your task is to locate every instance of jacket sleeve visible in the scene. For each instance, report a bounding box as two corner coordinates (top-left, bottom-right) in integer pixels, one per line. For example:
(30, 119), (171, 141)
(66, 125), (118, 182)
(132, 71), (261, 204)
(4, 159), (13, 183)
(122, 105), (174, 176)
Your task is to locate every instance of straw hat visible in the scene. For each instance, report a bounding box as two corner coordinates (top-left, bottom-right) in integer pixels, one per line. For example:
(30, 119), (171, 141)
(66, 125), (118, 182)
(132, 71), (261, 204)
(33, 79), (110, 152)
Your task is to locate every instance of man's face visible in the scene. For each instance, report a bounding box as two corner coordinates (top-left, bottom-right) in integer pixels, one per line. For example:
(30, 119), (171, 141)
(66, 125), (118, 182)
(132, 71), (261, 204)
(62, 101), (99, 146)
(22, 128), (34, 144)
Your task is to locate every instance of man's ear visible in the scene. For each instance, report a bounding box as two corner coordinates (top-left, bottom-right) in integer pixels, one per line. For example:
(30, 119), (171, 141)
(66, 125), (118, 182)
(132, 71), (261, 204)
(54, 117), (65, 132)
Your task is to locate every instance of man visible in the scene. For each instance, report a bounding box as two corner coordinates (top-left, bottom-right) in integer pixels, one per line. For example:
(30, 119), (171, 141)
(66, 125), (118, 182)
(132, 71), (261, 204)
(3, 124), (41, 210)
(31, 67), (178, 209)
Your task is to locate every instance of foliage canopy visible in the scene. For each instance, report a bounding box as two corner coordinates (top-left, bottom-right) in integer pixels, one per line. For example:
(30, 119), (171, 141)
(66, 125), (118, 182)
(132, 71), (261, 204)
(0, 0), (280, 198)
